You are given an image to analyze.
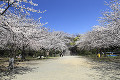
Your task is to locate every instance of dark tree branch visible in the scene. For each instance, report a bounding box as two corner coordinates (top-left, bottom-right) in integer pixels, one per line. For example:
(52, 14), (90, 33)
(8, 0), (9, 6)
(1, 1), (17, 15)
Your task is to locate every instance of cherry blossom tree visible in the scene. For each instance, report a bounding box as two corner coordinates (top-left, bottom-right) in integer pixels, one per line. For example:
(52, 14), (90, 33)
(99, 0), (120, 25)
(76, 0), (120, 55)
(0, 0), (45, 15)
(98, 0), (120, 50)
(0, 0), (71, 70)
(0, 9), (45, 69)
(28, 29), (71, 56)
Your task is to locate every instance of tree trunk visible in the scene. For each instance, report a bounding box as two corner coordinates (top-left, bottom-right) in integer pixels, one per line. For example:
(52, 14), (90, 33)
(54, 53), (56, 57)
(103, 48), (107, 57)
(21, 46), (26, 61)
(96, 48), (98, 54)
(8, 57), (14, 70)
(8, 49), (15, 70)
(46, 51), (49, 58)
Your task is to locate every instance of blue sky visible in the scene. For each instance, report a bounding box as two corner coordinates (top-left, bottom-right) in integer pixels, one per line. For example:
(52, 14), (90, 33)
(32, 0), (109, 34)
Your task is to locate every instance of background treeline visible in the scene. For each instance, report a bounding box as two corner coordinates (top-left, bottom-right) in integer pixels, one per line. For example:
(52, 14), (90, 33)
(71, 0), (120, 58)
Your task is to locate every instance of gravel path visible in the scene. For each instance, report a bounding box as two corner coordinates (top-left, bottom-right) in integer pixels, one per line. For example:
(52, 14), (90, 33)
(2, 56), (120, 80)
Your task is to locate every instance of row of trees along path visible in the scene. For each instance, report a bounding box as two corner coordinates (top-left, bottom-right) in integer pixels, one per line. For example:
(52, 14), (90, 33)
(0, 0), (70, 70)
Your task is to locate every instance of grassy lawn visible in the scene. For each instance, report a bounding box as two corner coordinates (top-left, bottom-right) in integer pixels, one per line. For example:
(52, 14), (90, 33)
(0, 58), (9, 66)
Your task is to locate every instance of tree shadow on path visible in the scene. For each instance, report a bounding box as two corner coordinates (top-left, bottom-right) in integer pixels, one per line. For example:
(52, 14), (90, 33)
(0, 66), (37, 80)
(92, 61), (120, 80)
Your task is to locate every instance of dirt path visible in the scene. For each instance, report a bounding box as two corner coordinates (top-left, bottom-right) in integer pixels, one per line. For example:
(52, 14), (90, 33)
(2, 56), (120, 80)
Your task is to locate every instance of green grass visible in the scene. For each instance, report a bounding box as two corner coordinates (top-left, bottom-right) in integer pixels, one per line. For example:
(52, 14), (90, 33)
(1, 56), (53, 61)
(81, 54), (120, 62)
(0, 58), (9, 63)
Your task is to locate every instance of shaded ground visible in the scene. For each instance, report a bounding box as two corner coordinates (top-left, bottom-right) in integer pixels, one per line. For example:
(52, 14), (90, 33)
(1, 56), (120, 80)
(0, 61), (37, 80)
(92, 61), (120, 80)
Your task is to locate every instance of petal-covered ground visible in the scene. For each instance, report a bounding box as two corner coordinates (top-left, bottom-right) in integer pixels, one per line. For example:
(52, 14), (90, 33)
(2, 56), (120, 80)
